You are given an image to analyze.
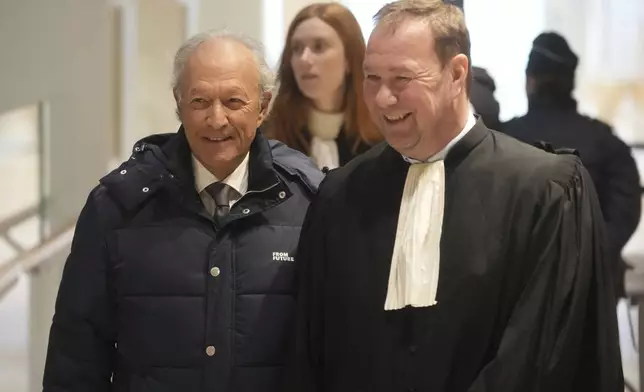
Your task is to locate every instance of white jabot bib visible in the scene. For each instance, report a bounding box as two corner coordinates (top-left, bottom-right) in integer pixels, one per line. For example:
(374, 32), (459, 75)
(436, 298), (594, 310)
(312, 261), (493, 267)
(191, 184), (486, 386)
(385, 110), (476, 310)
(384, 160), (446, 310)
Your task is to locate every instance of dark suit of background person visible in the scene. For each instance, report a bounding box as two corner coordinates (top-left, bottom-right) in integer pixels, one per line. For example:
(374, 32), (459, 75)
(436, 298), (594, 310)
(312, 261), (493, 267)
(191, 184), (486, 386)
(42, 30), (323, 392)
(504, 32), (642, 299)
(470, 66), (503, 132)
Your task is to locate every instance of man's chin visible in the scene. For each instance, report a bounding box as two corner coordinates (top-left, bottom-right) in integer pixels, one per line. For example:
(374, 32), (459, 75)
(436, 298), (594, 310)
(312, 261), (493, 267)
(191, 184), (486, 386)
(197, 145), (242, 166)
(384, 134), (417, 154)
(209, 152), (241, 166)
(201, 138), (238, 155)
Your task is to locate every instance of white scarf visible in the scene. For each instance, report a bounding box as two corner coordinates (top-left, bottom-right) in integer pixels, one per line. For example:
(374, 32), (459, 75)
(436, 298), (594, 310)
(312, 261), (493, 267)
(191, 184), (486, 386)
(308, 108), (343, 170)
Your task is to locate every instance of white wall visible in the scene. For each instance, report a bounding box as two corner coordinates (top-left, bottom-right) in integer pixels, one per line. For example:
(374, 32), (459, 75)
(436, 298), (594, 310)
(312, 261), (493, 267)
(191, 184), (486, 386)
(0, 0), (114, 230)
(200, 0), (264, 40)
(119, 0), (277, 153)
(0, 1), (114, 390)
(465, 0), (545, 122)
(131, 0), (184, 147)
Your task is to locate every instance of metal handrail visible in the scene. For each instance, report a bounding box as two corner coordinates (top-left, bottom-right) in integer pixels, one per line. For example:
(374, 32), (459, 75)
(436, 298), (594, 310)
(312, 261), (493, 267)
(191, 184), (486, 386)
(0, 222), (75, 300)
(0, 204), (40, 253)
(0, 205), (39, 234)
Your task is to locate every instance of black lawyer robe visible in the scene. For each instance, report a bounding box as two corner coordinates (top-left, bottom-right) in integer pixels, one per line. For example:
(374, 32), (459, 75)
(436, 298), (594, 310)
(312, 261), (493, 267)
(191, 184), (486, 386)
(287, 120), (623, 392)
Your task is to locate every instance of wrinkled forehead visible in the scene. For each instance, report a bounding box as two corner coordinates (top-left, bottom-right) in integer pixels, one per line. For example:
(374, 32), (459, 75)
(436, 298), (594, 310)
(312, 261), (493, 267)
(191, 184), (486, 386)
(363, 52), (422, 75)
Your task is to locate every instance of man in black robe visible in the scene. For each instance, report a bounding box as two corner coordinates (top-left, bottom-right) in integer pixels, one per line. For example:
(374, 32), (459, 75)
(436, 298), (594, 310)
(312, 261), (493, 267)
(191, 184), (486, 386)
(287, 1), (624, 391)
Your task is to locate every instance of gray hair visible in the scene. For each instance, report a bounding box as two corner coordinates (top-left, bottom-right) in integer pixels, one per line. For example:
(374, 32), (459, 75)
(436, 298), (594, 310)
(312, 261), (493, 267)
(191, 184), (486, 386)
(172, 29), (274, 106)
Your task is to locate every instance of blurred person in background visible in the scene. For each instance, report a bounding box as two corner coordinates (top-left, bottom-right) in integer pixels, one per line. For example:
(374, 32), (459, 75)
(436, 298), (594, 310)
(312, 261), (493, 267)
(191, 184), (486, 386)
(42, 29), (322, 392)
(469, 65), (502, 131)
(263, 2), (382, 170)
(504, 31), (641, 299)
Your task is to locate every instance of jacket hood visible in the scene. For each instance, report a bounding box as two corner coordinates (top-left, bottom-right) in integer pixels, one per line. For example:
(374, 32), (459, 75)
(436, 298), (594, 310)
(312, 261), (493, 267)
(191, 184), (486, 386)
(269, 139), (323, 195)
(97, 132), (178, 213)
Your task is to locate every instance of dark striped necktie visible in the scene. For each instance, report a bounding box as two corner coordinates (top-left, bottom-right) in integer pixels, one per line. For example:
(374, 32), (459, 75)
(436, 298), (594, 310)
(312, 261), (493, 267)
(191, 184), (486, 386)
(205, 182), (233, 220)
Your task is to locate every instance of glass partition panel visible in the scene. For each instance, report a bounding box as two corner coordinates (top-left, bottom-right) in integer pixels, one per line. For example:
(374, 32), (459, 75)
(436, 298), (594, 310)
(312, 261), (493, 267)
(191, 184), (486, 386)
(0, 102), (42, 392)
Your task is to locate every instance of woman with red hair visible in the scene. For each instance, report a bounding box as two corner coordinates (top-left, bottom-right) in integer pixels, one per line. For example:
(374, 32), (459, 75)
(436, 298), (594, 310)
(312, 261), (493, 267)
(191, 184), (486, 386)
(263, 2), (381, 169)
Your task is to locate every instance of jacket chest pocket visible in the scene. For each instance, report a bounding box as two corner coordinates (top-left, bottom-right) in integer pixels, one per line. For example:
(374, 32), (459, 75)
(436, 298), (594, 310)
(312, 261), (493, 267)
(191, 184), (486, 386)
(232, 225), (301, 294)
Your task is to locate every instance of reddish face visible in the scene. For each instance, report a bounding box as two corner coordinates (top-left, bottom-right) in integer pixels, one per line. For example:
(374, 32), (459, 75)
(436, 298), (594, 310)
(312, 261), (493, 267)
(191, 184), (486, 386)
(363, 19), (467, 160)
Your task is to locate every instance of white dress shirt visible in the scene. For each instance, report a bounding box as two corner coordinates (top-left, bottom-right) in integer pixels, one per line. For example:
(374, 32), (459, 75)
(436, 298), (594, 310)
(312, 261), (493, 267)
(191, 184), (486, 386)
(402, 112), (477, 164)
(193, 153), (249, 216)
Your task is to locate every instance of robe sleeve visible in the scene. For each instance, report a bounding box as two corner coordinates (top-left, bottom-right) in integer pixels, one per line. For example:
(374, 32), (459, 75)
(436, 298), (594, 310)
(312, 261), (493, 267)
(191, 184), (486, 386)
(284, 175), (331, 392)
(467, 162), (623, 392)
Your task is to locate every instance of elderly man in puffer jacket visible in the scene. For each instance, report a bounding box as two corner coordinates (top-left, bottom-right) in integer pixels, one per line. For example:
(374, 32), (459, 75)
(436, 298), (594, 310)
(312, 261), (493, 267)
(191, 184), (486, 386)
(42, 29), (323, 392)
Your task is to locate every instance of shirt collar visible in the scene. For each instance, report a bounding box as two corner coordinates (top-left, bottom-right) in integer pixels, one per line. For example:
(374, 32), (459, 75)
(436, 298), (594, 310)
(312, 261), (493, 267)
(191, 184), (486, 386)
(402, 109), (477, 164)
(193, 153), (250, 196)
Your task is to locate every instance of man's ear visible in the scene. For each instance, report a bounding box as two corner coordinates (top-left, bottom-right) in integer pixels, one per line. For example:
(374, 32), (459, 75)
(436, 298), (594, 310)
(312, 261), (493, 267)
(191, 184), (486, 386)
(256, 91), (273, 127)
(450, 54), (469, 97)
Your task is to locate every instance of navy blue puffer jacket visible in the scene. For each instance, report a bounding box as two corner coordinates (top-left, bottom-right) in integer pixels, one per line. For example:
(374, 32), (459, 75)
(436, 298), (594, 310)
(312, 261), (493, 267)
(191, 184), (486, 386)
(43, 129), (323, 391)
